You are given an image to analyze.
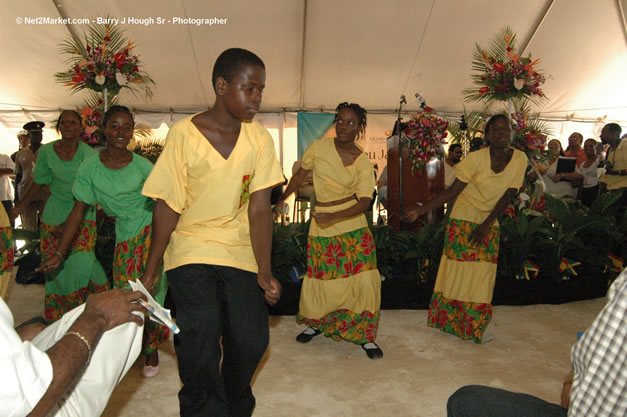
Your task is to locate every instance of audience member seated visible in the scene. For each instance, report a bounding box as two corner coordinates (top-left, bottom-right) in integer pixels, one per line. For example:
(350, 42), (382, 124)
(447, 268), (627, 417)
(540, 139), (580, 198)
(564, 132), (586, 166)
(1, 289), (146, 417)
(444, 144), (463, 188)
(576, 138), (603, 207)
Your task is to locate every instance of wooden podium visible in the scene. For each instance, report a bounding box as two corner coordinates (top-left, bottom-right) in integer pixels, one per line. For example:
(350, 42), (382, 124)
(386, 135), (445, 232)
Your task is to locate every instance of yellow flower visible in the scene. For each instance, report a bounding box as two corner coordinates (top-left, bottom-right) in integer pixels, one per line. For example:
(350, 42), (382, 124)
(343, 236), (359, 264)
(460, 221), (473, 235)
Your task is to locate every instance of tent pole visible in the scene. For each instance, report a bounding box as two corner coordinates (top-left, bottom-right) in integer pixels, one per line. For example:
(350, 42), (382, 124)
(52, 0), (83, 50)
(617, 0), (627, 42)
(519, 0), (556, 55)
(298, 0), (308, 111)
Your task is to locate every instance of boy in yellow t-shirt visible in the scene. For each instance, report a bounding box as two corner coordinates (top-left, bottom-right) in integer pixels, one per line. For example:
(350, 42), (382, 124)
(141, 48), (284, 417)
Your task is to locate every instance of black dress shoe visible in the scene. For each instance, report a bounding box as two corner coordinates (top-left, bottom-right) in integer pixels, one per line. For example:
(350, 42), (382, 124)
(361, 342), (383, 359)
(296, 327), (321, 343)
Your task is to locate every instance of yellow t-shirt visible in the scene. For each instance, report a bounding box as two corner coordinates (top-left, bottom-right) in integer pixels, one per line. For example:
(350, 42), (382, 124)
(600, 140), (627, 190)
(142, 116), (284, 273)
(301, 137), (375, 203)
(451, 147), (527, 223)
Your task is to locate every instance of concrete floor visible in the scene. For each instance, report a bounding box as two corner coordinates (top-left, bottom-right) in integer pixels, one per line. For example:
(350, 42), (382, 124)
(5, 276), (605, 417)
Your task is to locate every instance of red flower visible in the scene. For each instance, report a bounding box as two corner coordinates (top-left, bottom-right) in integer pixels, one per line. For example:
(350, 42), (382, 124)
(72, 72), (86, 84)
(114, 51), (127, 70)
(343, 261), (353, 275)
(359, 232), (374, 256)
(479, 86), (490, 95)
(323, 242), (344, 269)
(493, 62), (506, 72)
(475, 303), (491, 313)
(119, 241), (129, 254)
(352, 262), (364, 275)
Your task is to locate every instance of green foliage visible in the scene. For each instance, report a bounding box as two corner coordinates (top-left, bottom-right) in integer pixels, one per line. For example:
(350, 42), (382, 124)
(128, 137), (164, 163)
(500, 190), (625, 280)
(271, 222), (309, 282)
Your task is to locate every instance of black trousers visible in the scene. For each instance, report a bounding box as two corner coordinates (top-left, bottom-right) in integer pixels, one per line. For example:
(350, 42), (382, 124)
(1, 200), (13, 227)
(447, 385), (567, 417)
(167, 264), (269, 417)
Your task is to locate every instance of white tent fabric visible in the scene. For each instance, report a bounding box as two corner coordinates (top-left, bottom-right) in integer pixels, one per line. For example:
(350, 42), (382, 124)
(1, 0), (626, 154)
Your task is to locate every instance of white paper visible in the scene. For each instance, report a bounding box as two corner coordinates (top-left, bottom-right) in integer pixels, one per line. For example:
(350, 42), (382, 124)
(128, 279), (180, 334)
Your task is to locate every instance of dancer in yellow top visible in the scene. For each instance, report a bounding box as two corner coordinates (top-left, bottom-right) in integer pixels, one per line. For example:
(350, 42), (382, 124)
(140, 48), (284, 416)
(405, 114), (527, 343)
(278, 102), (383, 359)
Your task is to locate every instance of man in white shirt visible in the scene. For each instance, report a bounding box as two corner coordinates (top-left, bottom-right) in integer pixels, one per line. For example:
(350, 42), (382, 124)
(1, 289), (146, 417)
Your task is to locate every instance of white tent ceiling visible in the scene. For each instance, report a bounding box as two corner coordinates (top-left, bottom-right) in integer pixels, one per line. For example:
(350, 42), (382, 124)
(1, 0), (626, 132)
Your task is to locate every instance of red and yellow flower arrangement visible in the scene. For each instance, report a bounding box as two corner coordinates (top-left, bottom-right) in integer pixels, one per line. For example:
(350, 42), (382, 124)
(464, 27), (546, 103)
(402, 100), (449, 175)
(55, 23), (154, 98)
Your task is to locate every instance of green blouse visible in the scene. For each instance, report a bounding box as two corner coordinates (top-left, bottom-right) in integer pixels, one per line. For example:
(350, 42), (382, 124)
(73, 153), (154, 244)
(33, 141), (97, 225)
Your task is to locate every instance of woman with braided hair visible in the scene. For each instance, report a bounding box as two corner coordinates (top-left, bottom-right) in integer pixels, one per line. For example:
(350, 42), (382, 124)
(277, 102), (383, 359)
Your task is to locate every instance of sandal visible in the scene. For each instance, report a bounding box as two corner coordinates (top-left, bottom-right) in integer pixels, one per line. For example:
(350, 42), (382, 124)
(361, 342), (383, 359)
(296, 327), (321, 343)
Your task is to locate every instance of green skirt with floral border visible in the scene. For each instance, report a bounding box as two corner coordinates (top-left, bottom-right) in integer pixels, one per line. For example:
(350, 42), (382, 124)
(114, 224), (169, 356)
(41, 220), (109, 323)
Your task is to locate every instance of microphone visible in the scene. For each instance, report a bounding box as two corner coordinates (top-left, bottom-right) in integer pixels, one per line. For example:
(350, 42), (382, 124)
(400, 95), (407, 105)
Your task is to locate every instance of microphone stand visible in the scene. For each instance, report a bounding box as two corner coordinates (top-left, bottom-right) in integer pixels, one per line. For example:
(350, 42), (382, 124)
(397, 96), (406, 220)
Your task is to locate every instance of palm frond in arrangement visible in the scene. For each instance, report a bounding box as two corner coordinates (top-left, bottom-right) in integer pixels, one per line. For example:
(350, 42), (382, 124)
(128, 137), (164, 163)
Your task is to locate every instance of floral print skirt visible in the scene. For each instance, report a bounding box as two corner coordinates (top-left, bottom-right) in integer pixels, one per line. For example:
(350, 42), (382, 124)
(41, 220), (109, 323)
(114, 224), (169, 355)
(427, 218), (499, 343)
(297, 224), (381, 344)
(0, 226), (14, 299)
